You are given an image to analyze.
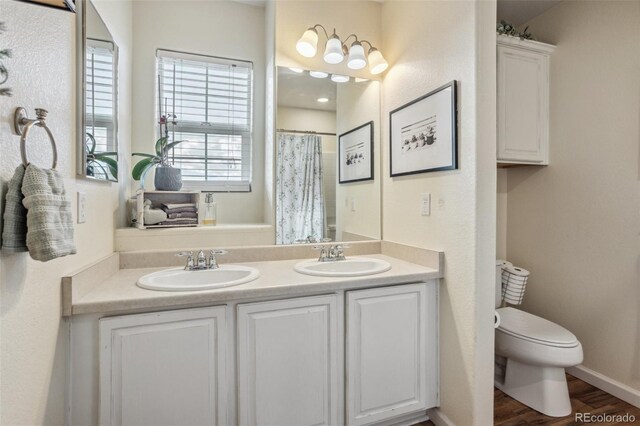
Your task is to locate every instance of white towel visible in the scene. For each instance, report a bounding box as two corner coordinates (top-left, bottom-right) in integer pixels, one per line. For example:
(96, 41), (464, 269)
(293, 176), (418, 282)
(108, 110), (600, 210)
(21, 164), (76, 261)
(1, 165), (28, 252)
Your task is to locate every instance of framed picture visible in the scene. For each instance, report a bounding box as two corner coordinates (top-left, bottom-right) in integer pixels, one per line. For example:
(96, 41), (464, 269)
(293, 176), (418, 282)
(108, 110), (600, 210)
(339, 121), (374, 184)
(20, 0), (76, 12)
(390, 80), (457, 177)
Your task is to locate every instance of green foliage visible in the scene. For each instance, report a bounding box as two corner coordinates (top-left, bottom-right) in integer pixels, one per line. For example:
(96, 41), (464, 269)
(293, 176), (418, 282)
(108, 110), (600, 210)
(497, 20), (534, 40)
(85, 132), (118, 179)
(131, 137), (184, 181)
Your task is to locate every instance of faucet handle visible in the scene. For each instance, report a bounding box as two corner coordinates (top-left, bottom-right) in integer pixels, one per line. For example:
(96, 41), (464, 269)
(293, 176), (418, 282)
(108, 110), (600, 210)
(176, 251), (194, 270)
(312, 245), (329, 261)
(208, 249), (227, 269)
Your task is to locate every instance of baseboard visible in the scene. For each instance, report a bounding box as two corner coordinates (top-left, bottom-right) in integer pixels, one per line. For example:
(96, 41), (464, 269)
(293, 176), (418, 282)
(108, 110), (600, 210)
(426, 408), (456, 426)
(567, 365), (640, 409)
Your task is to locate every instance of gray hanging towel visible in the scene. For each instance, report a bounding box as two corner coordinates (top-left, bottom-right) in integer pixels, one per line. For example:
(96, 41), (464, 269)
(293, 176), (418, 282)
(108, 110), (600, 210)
(21, 164), (76, 261)
(1, 165), (28, 252)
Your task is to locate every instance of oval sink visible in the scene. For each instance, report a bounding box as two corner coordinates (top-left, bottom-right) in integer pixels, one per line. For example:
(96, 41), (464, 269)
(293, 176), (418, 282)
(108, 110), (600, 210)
(137, 265), (260, 291)
(294, 257), (392, 277)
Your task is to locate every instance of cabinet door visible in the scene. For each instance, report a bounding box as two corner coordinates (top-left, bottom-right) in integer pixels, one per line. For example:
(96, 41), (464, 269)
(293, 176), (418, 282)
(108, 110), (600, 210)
(237, 295), (340, 426)
(99, 307), (227, 426)
(346, 283), (438, 426)
(497, 44), (550, 164)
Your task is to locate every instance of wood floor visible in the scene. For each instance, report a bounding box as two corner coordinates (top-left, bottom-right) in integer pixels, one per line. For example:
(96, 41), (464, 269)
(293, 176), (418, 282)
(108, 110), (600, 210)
(417, 374), (640, 425)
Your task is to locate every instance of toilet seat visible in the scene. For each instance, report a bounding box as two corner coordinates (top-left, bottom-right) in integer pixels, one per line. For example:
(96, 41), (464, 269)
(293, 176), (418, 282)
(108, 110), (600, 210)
(496, 307), (579, 348)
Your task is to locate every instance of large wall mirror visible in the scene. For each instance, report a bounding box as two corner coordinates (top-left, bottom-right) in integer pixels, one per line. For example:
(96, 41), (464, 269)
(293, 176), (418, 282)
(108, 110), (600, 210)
(276, 67), (381, 244)
(77, 0), (119, 182)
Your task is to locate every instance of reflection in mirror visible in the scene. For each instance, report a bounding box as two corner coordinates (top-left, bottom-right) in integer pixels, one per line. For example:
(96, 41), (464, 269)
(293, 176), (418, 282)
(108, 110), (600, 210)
(79, 0), (118, 181)
(276, 67), (381, 245)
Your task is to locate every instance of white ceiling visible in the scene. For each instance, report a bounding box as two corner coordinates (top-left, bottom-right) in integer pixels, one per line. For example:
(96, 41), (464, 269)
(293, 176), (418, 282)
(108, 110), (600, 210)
(497, 0), (562, 27)
(277, 68), (338, 112)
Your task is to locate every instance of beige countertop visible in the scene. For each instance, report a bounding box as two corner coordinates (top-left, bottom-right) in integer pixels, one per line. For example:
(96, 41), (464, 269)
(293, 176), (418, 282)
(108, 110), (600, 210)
(70, 254), (441, 316)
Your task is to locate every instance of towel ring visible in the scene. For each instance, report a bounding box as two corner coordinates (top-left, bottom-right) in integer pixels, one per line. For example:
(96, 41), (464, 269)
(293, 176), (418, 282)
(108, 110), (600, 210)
(13, 107), (58, 169)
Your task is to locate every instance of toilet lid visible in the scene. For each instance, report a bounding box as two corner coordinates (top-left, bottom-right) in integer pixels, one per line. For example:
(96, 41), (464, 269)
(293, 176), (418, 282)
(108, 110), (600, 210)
(497, 307), (579, 347)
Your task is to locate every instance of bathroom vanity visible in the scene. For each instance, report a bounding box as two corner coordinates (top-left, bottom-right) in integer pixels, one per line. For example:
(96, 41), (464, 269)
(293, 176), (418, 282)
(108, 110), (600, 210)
(65, 247), (441, 426)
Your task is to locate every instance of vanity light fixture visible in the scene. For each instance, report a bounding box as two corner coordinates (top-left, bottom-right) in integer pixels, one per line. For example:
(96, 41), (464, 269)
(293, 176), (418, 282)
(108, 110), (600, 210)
(309, 70), (329, 79)
(331, 74), (349, 83)
(317, 97), (329, 103)
(295, 24), (389, 74)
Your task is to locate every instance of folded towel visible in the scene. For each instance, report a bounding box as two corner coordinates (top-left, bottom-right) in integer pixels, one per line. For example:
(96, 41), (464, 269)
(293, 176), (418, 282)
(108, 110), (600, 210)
(21, 164), (76, 261)
(1, 165), (28, 252)
(162, 203), (196, 209)
(161, 206), (198, 214)
(167, 211), (198, 219)
(157, 218), (198, 226)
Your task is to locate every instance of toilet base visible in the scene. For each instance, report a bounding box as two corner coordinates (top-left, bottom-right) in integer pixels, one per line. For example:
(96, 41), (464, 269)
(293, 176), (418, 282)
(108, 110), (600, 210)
(495, 358), (572, 417)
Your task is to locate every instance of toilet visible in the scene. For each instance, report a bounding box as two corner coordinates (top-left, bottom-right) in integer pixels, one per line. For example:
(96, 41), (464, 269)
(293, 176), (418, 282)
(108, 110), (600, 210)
(494, 261), (583, 417)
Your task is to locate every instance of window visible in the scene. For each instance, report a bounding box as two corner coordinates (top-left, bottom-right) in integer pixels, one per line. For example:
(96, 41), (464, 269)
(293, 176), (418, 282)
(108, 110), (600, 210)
(157, 49), (253, 191)
(85, 39), (116, 179)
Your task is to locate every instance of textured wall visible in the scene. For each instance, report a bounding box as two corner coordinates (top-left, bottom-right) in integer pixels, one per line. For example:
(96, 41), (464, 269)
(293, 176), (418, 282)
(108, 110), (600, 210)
(0, 1), (121, 424)
(507, 0), (640, 392)
(381, 1), (497, 424)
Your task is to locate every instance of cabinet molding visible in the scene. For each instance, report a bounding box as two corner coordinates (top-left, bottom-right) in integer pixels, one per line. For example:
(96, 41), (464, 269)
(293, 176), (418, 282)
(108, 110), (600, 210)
(346, 283), (438, 425)
(237, 295), (341, 426)
(99, 307), (227, 426)
(497, 35), (555, 166)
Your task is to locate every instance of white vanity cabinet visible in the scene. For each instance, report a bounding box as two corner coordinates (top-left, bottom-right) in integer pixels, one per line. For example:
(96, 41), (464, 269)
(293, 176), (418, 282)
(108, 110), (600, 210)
(346, 283), (438, 425)
(497, 35), (555, 165)
(98, 307), (228, 426)
(237, 295), (341, 426)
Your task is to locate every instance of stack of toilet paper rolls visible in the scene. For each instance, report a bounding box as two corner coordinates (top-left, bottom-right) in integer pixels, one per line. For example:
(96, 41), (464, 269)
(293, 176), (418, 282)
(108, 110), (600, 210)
(502, 264), (530, 305)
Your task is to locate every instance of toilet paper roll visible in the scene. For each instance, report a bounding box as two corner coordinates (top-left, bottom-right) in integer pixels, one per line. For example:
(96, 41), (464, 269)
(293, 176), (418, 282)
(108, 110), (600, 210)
(494, 311), (501, 329)
(504, 265), (530, 277)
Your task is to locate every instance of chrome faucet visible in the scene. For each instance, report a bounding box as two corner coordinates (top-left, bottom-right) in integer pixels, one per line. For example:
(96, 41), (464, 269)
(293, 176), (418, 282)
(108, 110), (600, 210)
(176, 249), (228, 270)
(313, 244), (348, 262)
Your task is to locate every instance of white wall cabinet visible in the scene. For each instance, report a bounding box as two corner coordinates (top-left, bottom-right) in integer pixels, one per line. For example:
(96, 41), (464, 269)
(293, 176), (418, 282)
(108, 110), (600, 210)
(346, 283), (438, 425)
(497, 35), (555, 165)
(99, 307), (227, 426)
(237, 295), (341, 426)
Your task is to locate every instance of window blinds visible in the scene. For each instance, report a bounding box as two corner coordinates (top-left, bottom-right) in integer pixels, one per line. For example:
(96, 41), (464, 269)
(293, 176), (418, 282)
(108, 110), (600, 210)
(157, 49), (253, 191)
(85, 39), (115, 155)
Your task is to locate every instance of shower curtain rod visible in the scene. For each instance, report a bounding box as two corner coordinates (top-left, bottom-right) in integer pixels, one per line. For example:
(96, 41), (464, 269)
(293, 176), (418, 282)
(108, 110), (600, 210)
(276, 128), (337, 136)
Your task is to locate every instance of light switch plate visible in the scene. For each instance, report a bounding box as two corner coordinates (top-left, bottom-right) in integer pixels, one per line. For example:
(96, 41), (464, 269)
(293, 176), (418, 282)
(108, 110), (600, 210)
(350, 197), (356, 212)
(77, 192), (87, 224)
(420, 192), (431, 216)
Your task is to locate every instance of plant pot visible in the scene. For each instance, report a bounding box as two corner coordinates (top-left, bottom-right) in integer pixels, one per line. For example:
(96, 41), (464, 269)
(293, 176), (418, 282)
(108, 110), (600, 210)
(154, 166), (183, 191)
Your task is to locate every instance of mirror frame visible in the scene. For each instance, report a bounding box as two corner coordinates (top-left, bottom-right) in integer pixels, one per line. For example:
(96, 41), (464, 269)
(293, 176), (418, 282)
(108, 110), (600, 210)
(76, 0), (119, 182)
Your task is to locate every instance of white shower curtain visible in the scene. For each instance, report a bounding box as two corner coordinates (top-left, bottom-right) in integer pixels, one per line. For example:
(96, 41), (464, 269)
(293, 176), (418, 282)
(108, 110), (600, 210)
(276, 133), (325, 244)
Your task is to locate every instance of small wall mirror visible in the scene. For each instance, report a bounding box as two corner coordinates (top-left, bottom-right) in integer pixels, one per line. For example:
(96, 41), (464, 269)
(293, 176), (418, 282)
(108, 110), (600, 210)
(77, 0), (118, 182)
(276, 67), (381, 245)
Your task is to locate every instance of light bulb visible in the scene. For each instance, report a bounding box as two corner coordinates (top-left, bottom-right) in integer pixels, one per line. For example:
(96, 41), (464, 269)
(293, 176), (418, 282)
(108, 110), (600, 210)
(347, 42), (367, 70)
(309, 71), (329, 78)
(368, 48), (388, 74)
(288, 67), (304, 73)
(296, 28), (318, 58)
(323, 35), (344, 64)
(331, 74), (349, 83)
(317, 97), (329, 103)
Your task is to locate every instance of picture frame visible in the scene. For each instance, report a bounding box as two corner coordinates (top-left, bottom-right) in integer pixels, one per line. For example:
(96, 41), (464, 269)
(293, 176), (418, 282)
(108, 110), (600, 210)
(389, 80), (457, 177)
(339, 121), (374, 184)
(20, 0), (76, 12)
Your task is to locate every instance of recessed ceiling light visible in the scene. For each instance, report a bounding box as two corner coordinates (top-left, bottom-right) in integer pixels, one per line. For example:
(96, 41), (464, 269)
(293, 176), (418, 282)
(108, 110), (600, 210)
(317, 97), (329, 103)
(289, 67), (304, 73)
(310, 71), (329, 78)
(331, 74), (349, 83)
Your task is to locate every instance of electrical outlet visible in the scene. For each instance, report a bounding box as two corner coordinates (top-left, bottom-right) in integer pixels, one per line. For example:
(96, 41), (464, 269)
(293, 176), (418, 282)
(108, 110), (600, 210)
(77, 192), (87, 224)
(420, 192), (431, 216)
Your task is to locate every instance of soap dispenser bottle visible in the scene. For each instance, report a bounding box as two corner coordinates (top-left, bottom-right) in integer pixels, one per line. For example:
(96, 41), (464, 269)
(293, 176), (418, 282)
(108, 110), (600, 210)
(203, 193), (217, 226)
